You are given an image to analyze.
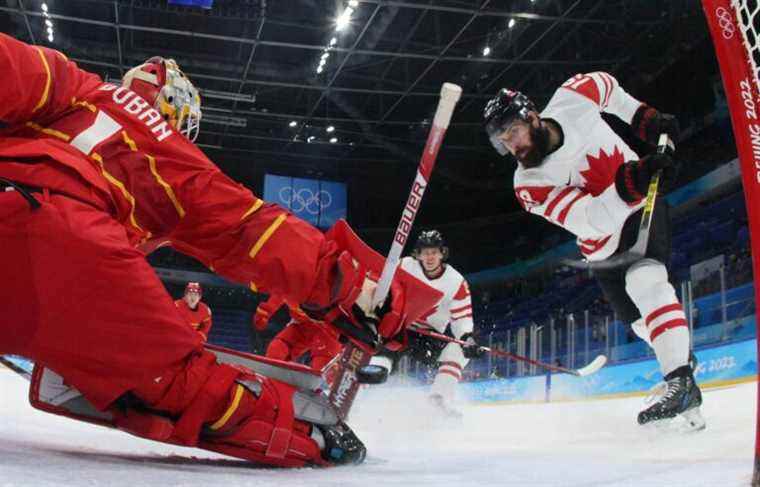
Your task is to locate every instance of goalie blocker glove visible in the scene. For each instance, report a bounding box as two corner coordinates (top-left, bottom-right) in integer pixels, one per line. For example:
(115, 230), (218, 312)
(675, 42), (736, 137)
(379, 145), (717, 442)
(614, 152), (677, 203)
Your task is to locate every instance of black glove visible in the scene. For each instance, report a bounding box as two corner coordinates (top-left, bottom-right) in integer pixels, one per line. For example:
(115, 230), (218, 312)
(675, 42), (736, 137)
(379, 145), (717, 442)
(614, 153), (676, 203)
(632, 105), (680, 147)
(460, 332), (486, 359)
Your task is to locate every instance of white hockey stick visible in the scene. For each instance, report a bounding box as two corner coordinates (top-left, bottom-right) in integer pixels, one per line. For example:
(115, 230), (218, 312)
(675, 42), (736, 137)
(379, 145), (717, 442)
(371, 83), (463, 308)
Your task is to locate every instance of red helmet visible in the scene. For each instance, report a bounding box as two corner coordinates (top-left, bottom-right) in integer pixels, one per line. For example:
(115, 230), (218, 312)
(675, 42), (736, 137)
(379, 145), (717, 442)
(185, 282), (202, 296)
(122, 57), (202, 142)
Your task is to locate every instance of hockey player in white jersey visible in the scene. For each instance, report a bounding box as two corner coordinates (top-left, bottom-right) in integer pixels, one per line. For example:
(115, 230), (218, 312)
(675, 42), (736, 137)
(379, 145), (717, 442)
(398, 230), (484, 418)
(483, 72), (704, 429)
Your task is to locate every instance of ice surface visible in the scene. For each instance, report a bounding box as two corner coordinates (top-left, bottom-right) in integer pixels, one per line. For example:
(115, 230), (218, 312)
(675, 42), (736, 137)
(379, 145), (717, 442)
(0, 368), (755, 486)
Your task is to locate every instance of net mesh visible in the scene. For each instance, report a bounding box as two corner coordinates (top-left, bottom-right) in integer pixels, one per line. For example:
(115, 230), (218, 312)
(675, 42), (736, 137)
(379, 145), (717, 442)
(733, 0), (760, 93)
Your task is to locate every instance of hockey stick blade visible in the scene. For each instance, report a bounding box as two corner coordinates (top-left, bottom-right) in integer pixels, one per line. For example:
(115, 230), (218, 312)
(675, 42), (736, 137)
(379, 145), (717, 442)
(573, 354), (608, 377)
(562, 134), (673, 271)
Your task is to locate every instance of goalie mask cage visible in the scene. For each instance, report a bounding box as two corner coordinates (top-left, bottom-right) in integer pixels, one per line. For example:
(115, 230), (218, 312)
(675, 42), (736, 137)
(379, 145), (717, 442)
(701, 0), (760, 484)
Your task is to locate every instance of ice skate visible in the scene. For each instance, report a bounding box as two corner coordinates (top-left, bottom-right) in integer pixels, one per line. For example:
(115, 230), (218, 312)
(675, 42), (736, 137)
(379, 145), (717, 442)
(638, 367), (705, 431)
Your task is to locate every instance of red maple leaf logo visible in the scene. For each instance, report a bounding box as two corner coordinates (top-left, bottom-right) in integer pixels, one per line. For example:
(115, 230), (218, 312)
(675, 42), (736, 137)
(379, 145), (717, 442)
(580, 146), (625, 196)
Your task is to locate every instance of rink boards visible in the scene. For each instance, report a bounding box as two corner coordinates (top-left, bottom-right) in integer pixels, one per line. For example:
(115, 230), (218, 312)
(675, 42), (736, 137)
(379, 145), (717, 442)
(463, 337), (758, 404)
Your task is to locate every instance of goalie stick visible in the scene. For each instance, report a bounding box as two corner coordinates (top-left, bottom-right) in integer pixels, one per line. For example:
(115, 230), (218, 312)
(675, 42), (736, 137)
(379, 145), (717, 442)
(563, 134), (674, 270)
(371, 82), (463, 308)
(411, 326), (607, 377)
(327, 82), (463, 421)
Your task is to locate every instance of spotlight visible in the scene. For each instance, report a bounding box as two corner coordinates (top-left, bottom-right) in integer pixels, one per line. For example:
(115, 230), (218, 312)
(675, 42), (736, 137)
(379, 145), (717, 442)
(508, 19), (516, 28)
(289, 121), (297, 128)
(326, 125), (335, 133)
(329, 137), (338, 144)
(482, 46), (491, 56)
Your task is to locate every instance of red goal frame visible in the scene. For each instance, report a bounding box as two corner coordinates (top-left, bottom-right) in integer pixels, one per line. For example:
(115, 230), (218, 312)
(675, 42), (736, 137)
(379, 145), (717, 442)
(701, 0), (760, 484)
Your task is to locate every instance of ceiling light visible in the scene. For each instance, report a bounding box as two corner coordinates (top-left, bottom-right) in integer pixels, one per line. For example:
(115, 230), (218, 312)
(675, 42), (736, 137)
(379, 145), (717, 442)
(348, 0), (358, 7)
(482, 46), (491, 56)
(326, 125), (335, 133)
(321, 52), (329, 60)
(316, 66), (324, 74)
(41, 3), (48, 12)
(307, 136), (316, 143)
(47, 27), (53, 35)
(329, 137), (338, 143)
(336, 7), (354, 31)
(47, 33), (53, 42)
(45, 19), (52, 27)
(289, 121), (297, 128)
(508, 19), (516, 28)
(329, 37), (337, 46)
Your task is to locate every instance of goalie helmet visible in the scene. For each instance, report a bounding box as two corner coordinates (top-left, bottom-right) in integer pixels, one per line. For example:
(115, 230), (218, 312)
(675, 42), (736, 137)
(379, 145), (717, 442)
(185, 282), (202, 296)
(413, 230), (449, 260)
(483, 89), (536, 155)
(122, 57), (202, 142)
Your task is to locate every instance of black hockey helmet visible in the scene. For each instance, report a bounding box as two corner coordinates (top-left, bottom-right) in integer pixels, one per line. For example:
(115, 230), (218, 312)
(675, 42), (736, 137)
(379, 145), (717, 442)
(483, 88), (536, 155)
(413, 229), (449, 260)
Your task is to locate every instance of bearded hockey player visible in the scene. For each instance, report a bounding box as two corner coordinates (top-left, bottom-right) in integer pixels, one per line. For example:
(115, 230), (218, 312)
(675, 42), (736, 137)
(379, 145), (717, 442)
(0, 33), (440, 466)
(382, 230), (484, 418)
(483, 72), (704, 429)
(175, 282), (212, 341)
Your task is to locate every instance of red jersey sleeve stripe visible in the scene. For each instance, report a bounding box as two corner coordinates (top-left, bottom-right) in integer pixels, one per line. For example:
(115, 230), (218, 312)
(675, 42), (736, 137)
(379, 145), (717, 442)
(452, 313), (473, 321)
(600, 72), (614, 107)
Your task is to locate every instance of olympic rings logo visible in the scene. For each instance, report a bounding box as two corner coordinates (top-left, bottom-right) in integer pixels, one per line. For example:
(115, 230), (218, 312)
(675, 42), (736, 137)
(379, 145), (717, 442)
(716, 7), (735, 39)
(278, 186), (332, 215)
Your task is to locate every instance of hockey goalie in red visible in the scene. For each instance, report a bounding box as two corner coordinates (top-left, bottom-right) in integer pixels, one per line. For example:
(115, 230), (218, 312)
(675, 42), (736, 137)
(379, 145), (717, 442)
(0, 33), (441, 467)
(483, 73), (704, 429)
(176, 282), (212, 341)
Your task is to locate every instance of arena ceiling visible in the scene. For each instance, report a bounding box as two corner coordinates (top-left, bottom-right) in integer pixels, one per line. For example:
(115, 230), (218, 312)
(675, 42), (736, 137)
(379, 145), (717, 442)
(0, 0), (718, 267)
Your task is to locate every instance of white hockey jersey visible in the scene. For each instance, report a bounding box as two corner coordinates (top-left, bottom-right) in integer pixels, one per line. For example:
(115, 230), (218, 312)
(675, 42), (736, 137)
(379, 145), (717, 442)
(399, 256), (473, 339)
(513, 72), (646, 261)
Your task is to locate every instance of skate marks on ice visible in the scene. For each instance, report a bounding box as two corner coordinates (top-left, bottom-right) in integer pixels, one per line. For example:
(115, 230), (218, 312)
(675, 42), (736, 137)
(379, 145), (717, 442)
(0, 369), (756, 486)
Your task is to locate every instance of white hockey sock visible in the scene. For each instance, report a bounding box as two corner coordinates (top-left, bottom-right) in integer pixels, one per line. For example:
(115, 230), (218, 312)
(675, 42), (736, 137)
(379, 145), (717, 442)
(430, 368), (459, 403)
(625, 259), (690, 376)
(650, 326), (690, 377)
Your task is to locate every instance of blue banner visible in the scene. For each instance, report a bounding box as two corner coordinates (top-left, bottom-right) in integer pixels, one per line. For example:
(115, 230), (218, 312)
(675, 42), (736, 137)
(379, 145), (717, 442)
(461, 337), (757, 404)
(263, 175), (347, 229)
(168, 0), (214, 8)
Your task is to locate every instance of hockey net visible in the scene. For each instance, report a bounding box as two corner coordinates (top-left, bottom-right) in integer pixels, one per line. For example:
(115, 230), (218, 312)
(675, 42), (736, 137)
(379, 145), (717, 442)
(700, 0), (760, 484)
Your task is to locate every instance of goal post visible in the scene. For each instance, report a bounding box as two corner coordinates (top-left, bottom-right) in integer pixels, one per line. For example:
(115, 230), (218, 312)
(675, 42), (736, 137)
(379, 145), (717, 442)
(700, 0), (760, 484)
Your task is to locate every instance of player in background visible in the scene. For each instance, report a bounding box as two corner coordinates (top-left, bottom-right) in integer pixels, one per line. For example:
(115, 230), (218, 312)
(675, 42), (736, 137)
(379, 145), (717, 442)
(0, 33), (433, 467)
(483, 72), (704, 429)
(374, 230), (485, 418)
(253, 295), (343, 384)
(174, 282), (212, 341)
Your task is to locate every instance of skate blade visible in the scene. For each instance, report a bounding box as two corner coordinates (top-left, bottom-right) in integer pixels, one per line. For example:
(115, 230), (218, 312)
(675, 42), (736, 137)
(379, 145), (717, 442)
(641, 406), (706, 434)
